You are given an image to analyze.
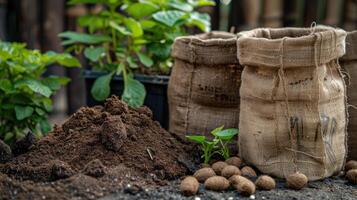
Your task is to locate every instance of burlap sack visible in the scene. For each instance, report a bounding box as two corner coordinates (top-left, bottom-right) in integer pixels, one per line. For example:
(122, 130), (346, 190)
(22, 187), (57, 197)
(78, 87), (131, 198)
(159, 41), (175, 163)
(237, 27), (347, 180)
(341, 31), (357, 161)
(169, 32), (241, 141)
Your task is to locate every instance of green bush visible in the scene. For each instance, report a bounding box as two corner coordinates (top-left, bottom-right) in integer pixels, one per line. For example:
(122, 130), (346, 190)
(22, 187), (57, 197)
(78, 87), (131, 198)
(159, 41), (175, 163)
(60, 0), (215, 107)
(0, 41), (80, 145)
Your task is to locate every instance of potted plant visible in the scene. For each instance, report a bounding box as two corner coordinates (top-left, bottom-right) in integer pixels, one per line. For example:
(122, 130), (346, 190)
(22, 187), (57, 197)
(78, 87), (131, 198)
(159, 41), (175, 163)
(0, 41), (80, 146)
(59, 0), (215, 128)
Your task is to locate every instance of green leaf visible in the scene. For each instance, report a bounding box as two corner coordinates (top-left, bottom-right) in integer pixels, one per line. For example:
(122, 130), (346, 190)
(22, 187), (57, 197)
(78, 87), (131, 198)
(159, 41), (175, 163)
(152, 10), (187, 27)
(59, 31), (111, 45)
(186, 135), (206, 143)
(168, 1), (193, 12)
(78, 15), (107, 32)
(137, 52), (153, 67)
(123, 18), (143, 38)
(42, 98), (53, 112)
(215, 128), (238, 140)
(126, 57), (139, 69)
(133, 39), (148, 45)
(84, 47), (105, 62)
(187, 12), (211, 32)
(211, 125), (224, 136)
(147, 43), (171, 60)
(42, 76), (70, 91)
(109, 21), (131, 35)
(91, 72), (114, 101)
(188, 0), (216, 7)
(125, 2), (159, 19)
(39, 118), (51, 133)
(122, 76), (146, 108)
(140, 20), (157, 29)
(0, 79), (13, 93)
(56, 54), (81, 67)
(15, 105), (34, 120)
(16, 79), (52, 97)
(35, 107), (46, 116)
(116, 63), (124, 75)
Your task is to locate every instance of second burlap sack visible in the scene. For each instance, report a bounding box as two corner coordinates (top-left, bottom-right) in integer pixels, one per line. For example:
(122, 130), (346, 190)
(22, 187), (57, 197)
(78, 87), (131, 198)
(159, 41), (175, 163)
(237, 27), (347, 180)
(169, 32), (241, 141)
(341, 31), (357, 161)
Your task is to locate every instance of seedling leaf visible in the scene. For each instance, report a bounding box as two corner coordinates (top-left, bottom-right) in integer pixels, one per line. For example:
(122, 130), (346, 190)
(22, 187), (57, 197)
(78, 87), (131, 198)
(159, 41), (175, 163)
(186, 135), (206, 143)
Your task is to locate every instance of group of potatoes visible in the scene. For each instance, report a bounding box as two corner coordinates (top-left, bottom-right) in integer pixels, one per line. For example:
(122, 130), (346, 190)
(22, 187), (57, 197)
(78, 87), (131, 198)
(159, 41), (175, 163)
(345, 160), (357, 184)
(180, 157), (357, 197)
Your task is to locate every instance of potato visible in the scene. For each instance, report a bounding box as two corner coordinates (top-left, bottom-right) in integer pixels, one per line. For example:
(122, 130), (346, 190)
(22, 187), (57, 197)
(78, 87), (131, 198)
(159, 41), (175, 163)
(255, 175), (276, 190)
(286, 172), (308, 190)
(241, 166), (257, 177)
(229, 175), (255, 196)
(345, 160), (357, 171)
(204, 176), (230, 191)
(229, 175), (249, 187)
(346, 169), (357, 184)
(226, 156), (242, 168)
(221, 165), (241, 178)
(211, 161), (228, 175)
(180, 176), (199, 196)
(194, 167), (216, 182)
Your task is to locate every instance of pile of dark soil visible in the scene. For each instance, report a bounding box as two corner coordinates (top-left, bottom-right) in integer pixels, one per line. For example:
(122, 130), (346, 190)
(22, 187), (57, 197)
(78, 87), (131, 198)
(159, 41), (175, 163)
(0, 96), (198, 200)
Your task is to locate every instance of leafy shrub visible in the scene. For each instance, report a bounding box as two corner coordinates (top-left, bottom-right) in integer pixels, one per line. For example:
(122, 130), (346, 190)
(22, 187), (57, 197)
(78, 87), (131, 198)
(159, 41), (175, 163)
(60, 0), (215, 107)
(0, 41), (80, 145)
(186, 126), (238, 163)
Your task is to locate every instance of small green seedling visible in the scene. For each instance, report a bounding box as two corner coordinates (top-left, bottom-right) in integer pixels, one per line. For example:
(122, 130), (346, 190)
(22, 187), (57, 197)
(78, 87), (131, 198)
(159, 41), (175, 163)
(186, 135), (216, 164)
(186, 126), (238, 164)
(211, 126), (238, 160)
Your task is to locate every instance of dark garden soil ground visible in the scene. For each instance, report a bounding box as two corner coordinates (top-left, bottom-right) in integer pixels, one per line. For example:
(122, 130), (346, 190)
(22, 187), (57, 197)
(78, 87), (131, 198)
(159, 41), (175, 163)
(0, 96), (199, 200)
(0, 96), (356, 200)
(100, 177), (357, 200)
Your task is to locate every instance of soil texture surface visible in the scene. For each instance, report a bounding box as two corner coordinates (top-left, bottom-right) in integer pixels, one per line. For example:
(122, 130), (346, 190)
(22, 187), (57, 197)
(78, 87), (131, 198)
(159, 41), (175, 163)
(0, 96), (198, 200)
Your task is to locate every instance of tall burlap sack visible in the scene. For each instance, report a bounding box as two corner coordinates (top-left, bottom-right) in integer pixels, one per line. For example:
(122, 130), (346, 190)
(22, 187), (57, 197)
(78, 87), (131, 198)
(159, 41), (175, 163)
(237, 27), (347, 181)
(169, 32), (241, 141)
(341, 31), (357, 161)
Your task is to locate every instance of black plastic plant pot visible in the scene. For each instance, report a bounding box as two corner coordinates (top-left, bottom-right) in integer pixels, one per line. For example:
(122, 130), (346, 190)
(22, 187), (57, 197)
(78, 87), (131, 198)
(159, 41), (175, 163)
(82, 70), (170, 129)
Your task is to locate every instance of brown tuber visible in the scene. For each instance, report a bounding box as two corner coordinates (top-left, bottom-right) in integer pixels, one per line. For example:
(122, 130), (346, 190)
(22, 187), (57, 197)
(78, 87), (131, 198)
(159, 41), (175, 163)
(255, 175), (276, 190)
(229, 175), (246, 187)
(193, 167), (216, 182)
(211, 161), (228, 175)
(221, 165), (241, 178)
(226, 156), (242, 168)
(204, 176), (230, 191)
(241, 166), (257, 177)
(346, 169), (357, 184)
(286, 172), (308, 190)
(229, 175), (255, 196)
(345, 160), (357, 171)
(180, 176), (199, 196)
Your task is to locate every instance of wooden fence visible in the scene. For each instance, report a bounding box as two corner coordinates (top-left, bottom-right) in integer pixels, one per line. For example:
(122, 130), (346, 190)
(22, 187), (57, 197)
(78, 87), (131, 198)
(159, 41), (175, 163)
(0, 0), (356, 116)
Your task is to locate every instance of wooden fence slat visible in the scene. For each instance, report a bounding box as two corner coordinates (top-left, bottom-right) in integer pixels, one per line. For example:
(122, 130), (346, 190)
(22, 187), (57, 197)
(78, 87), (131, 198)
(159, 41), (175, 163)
(19, 0), (40, 49)
(42, 0), (67, 115)
(0, 0), (6, 40)
(65, 5), (87, 114)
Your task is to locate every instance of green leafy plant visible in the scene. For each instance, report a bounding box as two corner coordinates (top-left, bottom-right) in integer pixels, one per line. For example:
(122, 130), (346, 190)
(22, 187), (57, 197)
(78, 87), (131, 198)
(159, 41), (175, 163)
(0, 41), (80, 145)
(186, 126), (238, 164)
(59, 0), (215, 107)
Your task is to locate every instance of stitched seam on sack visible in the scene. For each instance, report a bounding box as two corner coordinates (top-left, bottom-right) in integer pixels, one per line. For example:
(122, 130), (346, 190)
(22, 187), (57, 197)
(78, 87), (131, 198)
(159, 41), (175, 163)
(185, 39), (196, 134)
